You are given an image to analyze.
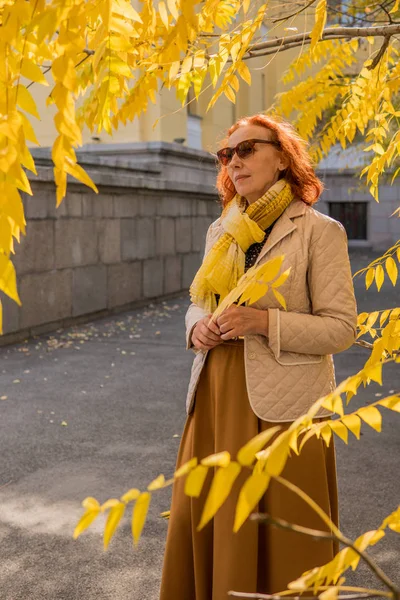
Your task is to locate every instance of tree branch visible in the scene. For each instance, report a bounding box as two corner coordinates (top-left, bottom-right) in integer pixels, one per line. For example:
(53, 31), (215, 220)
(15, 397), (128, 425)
(241, 23), (400, 61)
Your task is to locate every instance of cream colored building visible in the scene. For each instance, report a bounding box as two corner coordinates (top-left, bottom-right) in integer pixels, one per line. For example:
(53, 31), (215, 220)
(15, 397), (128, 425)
(31, 14), (305, 154)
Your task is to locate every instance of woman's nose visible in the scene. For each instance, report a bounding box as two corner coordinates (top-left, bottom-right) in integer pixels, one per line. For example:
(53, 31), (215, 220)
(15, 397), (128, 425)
(229, 151), (243, 168)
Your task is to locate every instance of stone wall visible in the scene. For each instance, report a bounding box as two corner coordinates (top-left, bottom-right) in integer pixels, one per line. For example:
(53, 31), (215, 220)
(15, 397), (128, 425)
(1, 143), (220, 343)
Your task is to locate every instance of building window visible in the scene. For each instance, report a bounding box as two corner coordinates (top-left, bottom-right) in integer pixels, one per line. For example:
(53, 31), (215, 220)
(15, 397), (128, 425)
(329, 202), (368, 240)
(187, 87), (199, 117)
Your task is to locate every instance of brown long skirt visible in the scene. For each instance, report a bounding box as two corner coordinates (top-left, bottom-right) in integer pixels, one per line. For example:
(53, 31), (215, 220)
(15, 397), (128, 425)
(160, 341), (339, 599)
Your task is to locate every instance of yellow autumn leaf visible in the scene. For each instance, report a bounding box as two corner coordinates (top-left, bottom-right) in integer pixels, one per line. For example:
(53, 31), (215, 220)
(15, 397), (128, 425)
(234, 471), (270, 532)
(381, 506), (400, 532)
(354, 529), (384, 552)
(320, 588), (339, 600)
(52, 55), (77, 91)
(237, 61), (251, 85)
(271, 268), (291, 289)
(20, 58), (49, 86)
(380, 309), (391, 327)
(341, 413), (361, 439)
(0, 255), (21, 305)
(121, 488), (141, 503)
(73, 508), (100, 539)
(264, 436), (290, 476)
(73, 497), (101, 539)
(18, 110), (39, 145)
(201, 451), (231, 468)
(310, 0), (327, 53)
(198, 462), (241, 530)
(329, 420), (348, 444)
(256, 256), (284, 282)
(366, 311), (379, 329)
(390, 0), (400, 13)
(375, 264), (384, 291)
(167, 0), (179, 20)
(272, 288), (287, 309)
(379, 395), (400, 412)
(15, 84), (40, 119)
(357, 312), (368, 325)
(64, 158), (99, 196)
(365, 362), (382, 385)
(365, 267), (375, 289)
(104, 502), (125, 549)
(132, 492), (151, 545)
(147, 474), (166, 491)
(224, 85), (236, 103)
(237, 426), (281, 467)
(184, 465), (209, 497)
(174, 457), (198, 479)
(358, 405), (382, 432)
(159, 1), (169, 28)
(320, 423), (332, 446)
(242, 0), (251, 14)
(385, 257), (398, 286)
(101, 498), (121, 511)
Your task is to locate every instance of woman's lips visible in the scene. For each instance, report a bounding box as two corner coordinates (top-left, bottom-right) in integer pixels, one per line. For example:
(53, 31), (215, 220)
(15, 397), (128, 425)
(235, 175), (249, 182)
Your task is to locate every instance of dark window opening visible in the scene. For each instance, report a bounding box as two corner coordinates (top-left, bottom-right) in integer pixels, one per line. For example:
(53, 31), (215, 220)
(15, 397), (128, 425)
(329, 202), (368, 240)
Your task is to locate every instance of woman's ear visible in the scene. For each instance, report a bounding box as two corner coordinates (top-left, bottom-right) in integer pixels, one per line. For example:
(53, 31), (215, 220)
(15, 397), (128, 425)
(278, 155), (289, 171)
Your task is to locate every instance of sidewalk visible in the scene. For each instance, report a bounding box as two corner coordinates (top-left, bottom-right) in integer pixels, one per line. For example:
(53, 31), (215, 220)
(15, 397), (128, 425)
(0, 250), (399, 599)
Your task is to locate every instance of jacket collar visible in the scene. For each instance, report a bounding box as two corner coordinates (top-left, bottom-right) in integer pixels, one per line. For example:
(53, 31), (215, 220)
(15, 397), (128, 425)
(255, 198), (306, 265)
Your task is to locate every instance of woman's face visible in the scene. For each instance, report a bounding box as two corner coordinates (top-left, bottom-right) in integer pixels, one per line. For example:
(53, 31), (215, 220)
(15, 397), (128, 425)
(226, 124), (288, 204)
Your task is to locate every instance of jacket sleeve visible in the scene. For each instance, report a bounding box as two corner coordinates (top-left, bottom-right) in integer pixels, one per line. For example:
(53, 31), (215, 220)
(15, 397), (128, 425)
(185, 222), (216, 351)
(268, 219), (357, 357)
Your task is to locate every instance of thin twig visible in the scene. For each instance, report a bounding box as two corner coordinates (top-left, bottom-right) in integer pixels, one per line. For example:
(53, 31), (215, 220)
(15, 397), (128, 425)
(229, 592), (389, 599)
(368, 35), (391, 70)
(271, 0), (317, 23)
(354, 340), (374, 349)
(250, 512), (338, 541)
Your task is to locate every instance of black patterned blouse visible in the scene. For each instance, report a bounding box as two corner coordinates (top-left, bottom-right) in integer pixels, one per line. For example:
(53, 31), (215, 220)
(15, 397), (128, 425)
(244, 222), (275, 272)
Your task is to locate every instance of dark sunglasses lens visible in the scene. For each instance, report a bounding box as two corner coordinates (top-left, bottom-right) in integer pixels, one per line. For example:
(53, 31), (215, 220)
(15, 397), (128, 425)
(217, 149), (233, 165)
(237, 141), (254, 159)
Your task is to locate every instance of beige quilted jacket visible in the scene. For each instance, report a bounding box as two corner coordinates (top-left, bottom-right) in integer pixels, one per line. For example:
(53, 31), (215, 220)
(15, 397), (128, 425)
(185, 198), (358, 422)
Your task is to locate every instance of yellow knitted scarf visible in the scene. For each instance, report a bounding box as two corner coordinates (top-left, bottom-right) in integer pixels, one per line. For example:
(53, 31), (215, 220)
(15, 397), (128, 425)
(189, 179), (294, 312)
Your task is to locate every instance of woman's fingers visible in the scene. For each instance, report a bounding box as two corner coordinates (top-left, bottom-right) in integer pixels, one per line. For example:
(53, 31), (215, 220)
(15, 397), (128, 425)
(206, 317), (220, 337)
(200, 321), (220, 342)
(220, 328), (236, 341)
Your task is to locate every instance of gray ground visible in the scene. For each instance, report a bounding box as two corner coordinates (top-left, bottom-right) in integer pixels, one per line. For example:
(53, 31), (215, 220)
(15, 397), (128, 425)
(0, 249), (399, 600)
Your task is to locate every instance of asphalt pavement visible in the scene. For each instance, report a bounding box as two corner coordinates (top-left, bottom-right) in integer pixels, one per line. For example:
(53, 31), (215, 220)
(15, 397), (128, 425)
(0, 249), (399, 599)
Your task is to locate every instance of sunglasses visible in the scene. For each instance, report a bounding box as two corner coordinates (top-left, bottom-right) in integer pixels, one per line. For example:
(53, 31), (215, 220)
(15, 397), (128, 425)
(216, 138), (281, 166)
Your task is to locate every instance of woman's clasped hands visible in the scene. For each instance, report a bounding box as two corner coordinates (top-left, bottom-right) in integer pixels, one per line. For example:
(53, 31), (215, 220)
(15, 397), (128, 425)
(191, 305), (269, 351)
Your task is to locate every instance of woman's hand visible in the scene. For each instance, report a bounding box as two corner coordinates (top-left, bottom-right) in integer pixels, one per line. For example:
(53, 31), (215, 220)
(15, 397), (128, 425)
(191, 314), (223, 351)
(217, 305), (269, 340)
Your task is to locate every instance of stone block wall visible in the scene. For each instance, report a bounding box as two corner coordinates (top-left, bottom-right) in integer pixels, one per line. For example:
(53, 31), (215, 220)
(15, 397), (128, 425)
(1, 144), (220, 343)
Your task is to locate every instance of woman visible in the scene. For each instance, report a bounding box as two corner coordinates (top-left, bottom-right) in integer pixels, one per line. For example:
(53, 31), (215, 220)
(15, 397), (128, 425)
(159, 114), (357, 598)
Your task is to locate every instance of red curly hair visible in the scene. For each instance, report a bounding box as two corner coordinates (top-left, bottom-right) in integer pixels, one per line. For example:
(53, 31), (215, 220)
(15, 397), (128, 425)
(216, 114), (323, 207)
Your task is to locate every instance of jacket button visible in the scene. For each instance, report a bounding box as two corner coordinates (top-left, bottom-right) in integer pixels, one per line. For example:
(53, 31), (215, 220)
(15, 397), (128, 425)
(248, 351), (256, 360)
